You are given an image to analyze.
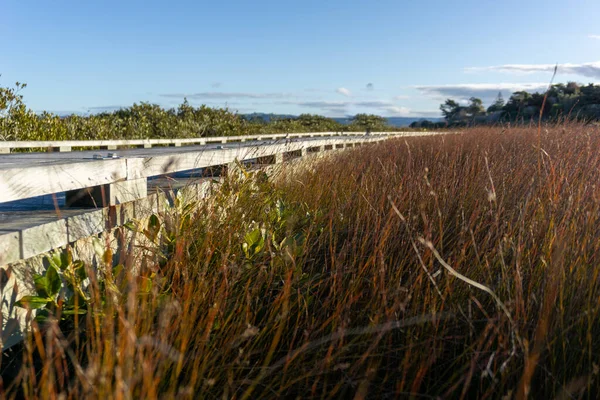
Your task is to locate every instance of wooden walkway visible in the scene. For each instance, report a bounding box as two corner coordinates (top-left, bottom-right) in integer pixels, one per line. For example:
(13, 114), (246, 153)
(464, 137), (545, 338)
(0, 131), (449, 266)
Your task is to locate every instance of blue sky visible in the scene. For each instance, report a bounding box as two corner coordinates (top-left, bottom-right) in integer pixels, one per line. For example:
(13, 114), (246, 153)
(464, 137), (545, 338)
(2, 0), (600, 118)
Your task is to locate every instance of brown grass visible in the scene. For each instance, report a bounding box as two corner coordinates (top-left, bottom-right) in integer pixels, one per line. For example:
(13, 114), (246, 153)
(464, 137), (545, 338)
(3, 123), (600, 399)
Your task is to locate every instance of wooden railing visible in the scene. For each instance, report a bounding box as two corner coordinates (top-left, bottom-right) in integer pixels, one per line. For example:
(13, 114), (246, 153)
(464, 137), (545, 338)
(0, 132), (427, 204)
(0, 131), (405, 153)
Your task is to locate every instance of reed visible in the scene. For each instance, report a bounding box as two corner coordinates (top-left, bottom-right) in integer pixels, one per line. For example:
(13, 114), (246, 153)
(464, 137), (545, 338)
(3, 123), (600, 398)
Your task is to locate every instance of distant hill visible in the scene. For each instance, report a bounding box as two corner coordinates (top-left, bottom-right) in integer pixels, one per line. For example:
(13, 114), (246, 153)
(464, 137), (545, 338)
(241, 113), (296, 122)
(242, 113), (443, 127)
(333, 116), (443, 127)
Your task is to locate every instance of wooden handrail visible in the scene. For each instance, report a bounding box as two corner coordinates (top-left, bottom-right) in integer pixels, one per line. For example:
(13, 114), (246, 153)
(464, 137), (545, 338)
(0, 131), (409, 153)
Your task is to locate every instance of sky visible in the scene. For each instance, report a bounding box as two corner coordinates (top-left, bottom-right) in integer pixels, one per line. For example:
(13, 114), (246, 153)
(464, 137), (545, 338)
(2, 0), (600, 118)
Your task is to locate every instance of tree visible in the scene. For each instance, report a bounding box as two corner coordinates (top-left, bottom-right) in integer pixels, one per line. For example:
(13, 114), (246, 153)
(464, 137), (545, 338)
(297, 114), (341, 131)
(466, 97), (485, 117)
(565, 81), (580, 96)
(440, 99), (461, 120)
(503, 91), (532, 118)
(349, 114), (387, 131)
(487, 92), (505, 113)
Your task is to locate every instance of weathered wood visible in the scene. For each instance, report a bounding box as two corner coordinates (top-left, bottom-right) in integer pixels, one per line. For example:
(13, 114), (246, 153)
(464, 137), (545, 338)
(0, 133), (436, 205)
(17, 217), (68, 260)
(0, 230), (20, 266)
(0, 132), (382, 151)
(67, 208), (109, 242)
(0, 159), (128, 204)
(0, 177), (217, 267)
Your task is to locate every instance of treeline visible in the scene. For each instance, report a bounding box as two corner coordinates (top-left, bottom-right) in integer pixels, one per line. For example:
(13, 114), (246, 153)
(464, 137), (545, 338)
(411, 82), (600, 128)
(0, 82), (399, 141)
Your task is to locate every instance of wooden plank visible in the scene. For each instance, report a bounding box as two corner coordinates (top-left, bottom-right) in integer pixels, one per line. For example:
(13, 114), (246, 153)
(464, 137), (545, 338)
(17, 218), (68, 260)
(0, 230), (20, 266)
(126, 138), (344, 178)
(66, 208), (108, 242)
(0, 159), (127, 203)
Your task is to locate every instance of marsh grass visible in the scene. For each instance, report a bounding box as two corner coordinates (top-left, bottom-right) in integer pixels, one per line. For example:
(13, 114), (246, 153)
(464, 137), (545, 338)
(3, 123), (600, 398)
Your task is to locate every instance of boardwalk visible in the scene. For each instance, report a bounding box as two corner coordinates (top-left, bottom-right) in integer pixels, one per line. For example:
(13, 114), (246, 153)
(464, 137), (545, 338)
(0, 132), (405, 267)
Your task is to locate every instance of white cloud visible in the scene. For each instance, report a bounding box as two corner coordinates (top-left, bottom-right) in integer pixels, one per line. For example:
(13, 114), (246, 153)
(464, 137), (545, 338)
(393, 95), (410, 100)
(465, 61), (600, 79)
(336, 87), (352, 97)
(415, 82), (549, 102)
(589, 35), (600, 40)
(288, 100), (437, 118)
(382, 106), (411, 116)
(160, 92), (292, 99)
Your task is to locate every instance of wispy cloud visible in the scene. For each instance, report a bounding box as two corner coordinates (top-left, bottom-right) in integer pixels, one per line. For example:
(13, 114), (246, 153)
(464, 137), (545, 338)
(288, 100), (436, 118)
(291, 101), (349, 115)
(160, 92), (292, 100)
(210, 82), (223, 88)
(160, 90), (436, 117)
(336, 87), (352, 97)
(465, 61), (600, 79)
(415, 83), (549, 102)
(589, 35), (600, 40)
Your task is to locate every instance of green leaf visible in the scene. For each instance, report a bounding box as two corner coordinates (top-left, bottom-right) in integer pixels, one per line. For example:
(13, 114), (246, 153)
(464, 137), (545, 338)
(46, 265), (62, 297)
(73, 261), (87, 281)
(34, 310), (50, 323)
(123, 220), (137, 232)
(48, 252), (62, 270)
(113, 264), (124, 280)
(145, 214), (161, 241)
(137, 276), (153, 294)
(33, 274), (49, 297)
(148, 214), (160, 230)
(16, 296), (51, 309)
(62, 308), (87, 315)
(62, 249), (73, 269)
(244, 228), (263, 248)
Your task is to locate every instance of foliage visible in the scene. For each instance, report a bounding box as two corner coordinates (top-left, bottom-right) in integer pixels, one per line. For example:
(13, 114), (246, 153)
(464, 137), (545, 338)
(432, 82), (600, 126)
(349, 113), (388, 131)
(439, 98), (460, 120)
(439, 97), (486, 125)
(15, 249), (90, 323)
(0, 81), (402, 141)
(487, 91), (505, 113)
